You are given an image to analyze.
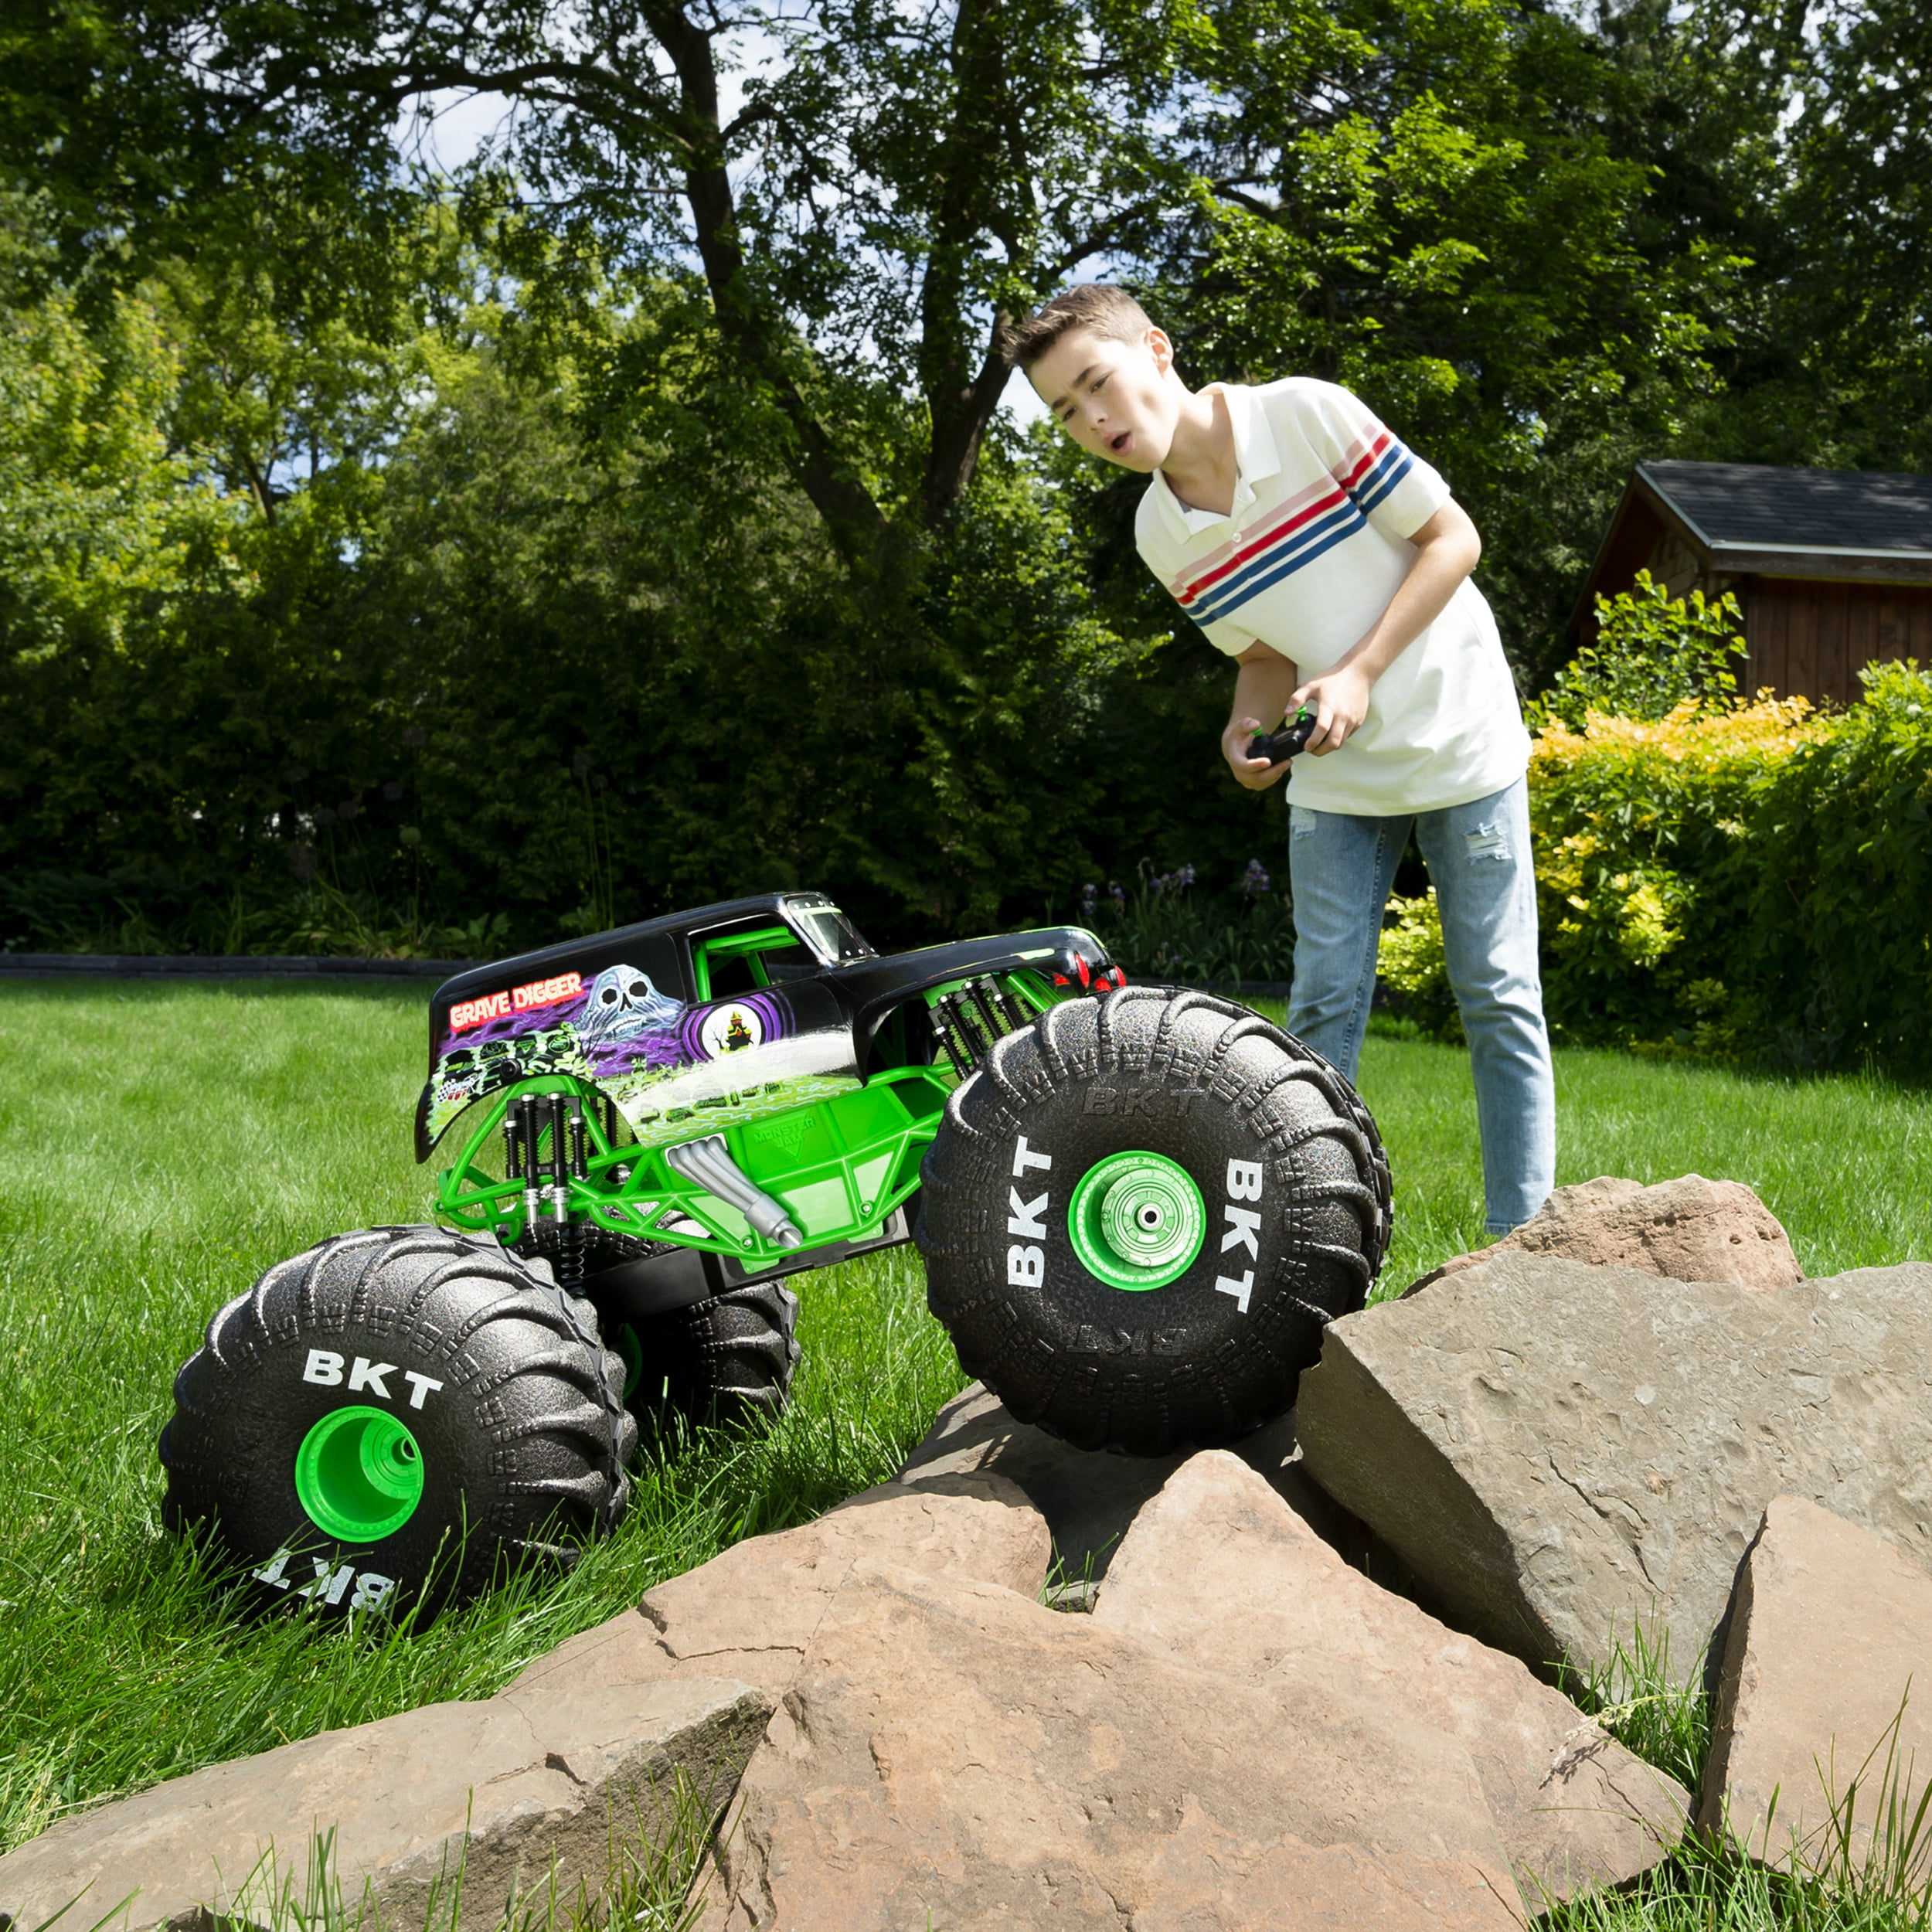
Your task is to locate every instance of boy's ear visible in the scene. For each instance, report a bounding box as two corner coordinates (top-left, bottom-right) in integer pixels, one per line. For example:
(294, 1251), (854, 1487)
(1145, 326), (1176, 375)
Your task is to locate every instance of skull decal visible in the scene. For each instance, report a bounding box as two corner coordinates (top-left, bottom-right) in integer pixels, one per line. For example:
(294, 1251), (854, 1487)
(579, 963), (684, 1050)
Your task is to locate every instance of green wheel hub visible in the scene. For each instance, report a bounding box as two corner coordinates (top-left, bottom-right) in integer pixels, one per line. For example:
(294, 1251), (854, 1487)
(1067, 1151), (1206, 1291)
(294, 1406), (424, 1542)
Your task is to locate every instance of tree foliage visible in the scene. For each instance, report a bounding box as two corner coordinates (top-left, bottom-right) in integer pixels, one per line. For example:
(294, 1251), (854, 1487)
(0, 203), (241, 660)
(0, 0), (1927, 960)
(0, 0), (1737, 583)
(1539, 573), (1747, 730)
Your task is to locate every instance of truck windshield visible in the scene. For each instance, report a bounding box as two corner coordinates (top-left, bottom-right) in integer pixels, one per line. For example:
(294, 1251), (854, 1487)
(790, 903), (876, 965)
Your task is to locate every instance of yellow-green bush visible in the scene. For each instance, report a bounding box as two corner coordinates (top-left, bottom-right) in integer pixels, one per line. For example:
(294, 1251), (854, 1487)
(1527, 691), (1824, 1053)
(1527, 666), (1932, 1070)
(1372, 658), (1932, 1073)
(1376, 889), (1462, 1042)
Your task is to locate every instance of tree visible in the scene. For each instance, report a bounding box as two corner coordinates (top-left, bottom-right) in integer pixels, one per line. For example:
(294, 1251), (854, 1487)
(0, 196), (240, 661)
(0, 0), (1728, 606)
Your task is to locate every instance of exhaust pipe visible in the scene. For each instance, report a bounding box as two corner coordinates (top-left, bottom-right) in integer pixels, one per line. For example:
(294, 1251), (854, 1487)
(665, 1135), (806, 1250)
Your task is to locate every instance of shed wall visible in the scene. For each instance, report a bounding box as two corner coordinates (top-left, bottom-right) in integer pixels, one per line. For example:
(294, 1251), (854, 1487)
(1741, 577), (1932, 707)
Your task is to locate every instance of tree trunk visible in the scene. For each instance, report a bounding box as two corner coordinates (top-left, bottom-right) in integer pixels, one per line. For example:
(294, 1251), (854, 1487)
(639, 0), (890, 569)
(916, 0), (1028, 527)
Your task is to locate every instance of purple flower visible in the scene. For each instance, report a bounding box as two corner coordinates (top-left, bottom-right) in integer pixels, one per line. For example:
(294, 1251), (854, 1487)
(1241, 858), (1270, 897)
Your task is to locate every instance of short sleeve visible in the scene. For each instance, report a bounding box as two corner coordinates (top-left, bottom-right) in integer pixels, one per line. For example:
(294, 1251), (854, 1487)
(1294, 382), (1450, 543)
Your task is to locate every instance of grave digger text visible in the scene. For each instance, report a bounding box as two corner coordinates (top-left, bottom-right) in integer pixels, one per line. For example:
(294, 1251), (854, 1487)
(1006, 1135), (1264, 1311)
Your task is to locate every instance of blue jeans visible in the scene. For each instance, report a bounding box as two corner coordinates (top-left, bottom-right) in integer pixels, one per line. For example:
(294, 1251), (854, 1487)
(1286, 777), (1555, 1233)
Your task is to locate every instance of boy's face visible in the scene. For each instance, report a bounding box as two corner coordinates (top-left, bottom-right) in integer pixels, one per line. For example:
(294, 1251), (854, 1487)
(1027, 325), (1182, 472)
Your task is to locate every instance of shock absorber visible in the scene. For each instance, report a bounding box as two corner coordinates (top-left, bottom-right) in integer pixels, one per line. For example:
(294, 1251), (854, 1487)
(553, 1094), (594, 1288)
(930, 992), (977, 1079)
(968, 978), (1012, 1049)
(513, 1095), (543, 1236)
(992, 978), (1031, 1032)
(934, 979), (1012, 1077)
(503, 1102), (524, 1186)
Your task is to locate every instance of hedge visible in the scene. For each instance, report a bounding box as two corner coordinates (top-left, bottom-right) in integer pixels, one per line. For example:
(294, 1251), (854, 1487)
(1525, 662), (1932, 1074)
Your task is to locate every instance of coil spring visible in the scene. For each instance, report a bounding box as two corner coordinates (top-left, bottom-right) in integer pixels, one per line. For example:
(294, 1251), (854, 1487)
(931, 977), (1031, 1080)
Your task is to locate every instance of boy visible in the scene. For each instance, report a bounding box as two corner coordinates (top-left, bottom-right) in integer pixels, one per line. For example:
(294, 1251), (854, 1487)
(1012, 284), (1553, 1233)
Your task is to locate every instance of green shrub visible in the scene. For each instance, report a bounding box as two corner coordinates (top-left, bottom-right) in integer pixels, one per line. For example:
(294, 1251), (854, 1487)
(1527, 662), (1932, 1075)
(1537, 572), (1748, 730)
(1376, 889), (1463, 1042)
(1726, 661), (1932, 1072)
(1077, 860), (1297, 985)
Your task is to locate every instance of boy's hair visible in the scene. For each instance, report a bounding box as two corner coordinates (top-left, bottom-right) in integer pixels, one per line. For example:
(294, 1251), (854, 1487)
(1008, 284), (1155, 370)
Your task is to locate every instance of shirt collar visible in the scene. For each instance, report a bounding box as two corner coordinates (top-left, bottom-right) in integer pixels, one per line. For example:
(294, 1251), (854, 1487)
(1145, 384), (1283, 540)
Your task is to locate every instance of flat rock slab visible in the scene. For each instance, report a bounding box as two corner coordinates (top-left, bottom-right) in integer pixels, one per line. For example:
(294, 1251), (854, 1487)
(899, 1380), (1312, 1584)
(697, 1560), (1524, 1931)
(1702, 1495), (1932, 1876)
(0, 1676), (768, 1932)
(510, 1469), (1049, 1703)
(1405, 1175), (1802, 1296)
(1295, 1254), (1932, 1684)
(1093, 1450), (1690, 1900)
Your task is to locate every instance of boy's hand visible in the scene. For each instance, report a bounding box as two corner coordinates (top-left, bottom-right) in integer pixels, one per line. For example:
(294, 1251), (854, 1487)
(1292, 664), (1375, 755)
(1222, 715), (1293, 791)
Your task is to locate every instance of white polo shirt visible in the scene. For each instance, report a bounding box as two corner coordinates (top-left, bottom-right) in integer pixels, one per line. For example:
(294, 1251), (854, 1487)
(1134, 378), (1529, 816)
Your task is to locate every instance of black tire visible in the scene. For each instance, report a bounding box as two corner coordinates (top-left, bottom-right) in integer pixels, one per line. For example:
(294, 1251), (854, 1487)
(917, 985), (1391, 1456)
(159, 1226), (638, 1621)
(606, 1281), (802, 1434)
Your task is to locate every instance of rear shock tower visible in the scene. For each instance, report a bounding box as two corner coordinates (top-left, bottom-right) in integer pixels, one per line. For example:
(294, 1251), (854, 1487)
(928, 975), (1036, 1081)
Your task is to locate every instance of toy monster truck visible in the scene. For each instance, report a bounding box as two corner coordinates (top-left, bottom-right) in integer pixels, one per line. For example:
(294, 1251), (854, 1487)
(160, 892), (1390, 1620)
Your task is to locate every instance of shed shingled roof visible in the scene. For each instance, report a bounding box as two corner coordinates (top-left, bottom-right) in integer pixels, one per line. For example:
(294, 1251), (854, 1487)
(1641, 460), (1932, 555)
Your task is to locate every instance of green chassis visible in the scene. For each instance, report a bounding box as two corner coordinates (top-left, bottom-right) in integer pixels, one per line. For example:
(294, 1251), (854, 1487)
(434, 968), (1061, 1266)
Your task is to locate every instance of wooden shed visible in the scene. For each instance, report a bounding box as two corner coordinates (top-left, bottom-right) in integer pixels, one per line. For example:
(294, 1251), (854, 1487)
(1572, 461), (1932, 706)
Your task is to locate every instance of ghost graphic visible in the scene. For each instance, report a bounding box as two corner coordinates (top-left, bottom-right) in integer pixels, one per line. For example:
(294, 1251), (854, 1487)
(577, 963), (684, 1052)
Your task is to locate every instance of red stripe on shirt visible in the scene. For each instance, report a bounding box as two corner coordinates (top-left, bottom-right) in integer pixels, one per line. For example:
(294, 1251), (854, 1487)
(1171, 429), (1393, 608)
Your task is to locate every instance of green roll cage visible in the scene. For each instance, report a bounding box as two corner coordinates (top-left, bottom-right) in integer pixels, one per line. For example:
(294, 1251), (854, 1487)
(432, 966), (1061, 1267)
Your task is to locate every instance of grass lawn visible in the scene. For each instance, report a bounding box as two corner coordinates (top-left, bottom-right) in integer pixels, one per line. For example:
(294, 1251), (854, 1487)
(2, 979), (1929, 1926)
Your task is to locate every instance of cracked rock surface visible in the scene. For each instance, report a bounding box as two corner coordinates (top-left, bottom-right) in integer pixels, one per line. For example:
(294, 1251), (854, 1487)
(897, 1379), (1320, 1583)
(1403, 1175), (1803, 1297)
(509, 1468), (1050, 1704)
(696, 1558), (1526, 1932)
(1296, 1253), (1932, 1684)
(0, 1676), (769, 1932)
(1092, 1450), (1689, 1901)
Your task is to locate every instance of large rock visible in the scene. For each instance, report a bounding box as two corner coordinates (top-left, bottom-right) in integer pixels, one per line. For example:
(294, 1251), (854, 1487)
(1404, 1174), (1802, 1296)
(510, 1469), (1049, 1702)
(0, 1676), (767, 1932)
(1700, 1495), (1932, 1876)
(698, 1559), (1524, 1930)
(1295, 1254), (1932, 1685)
(1091, 1450), (1690, 1900)
(898, 1380), (1309, 1587)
